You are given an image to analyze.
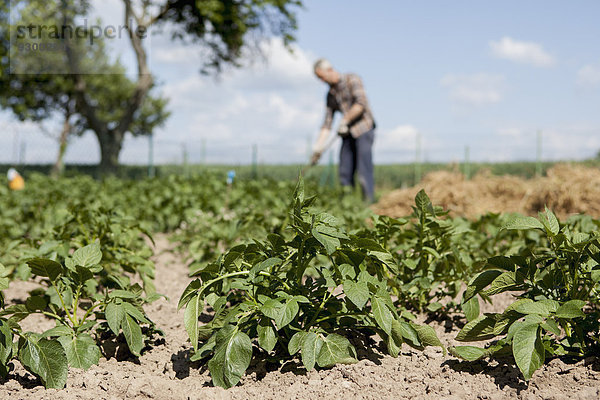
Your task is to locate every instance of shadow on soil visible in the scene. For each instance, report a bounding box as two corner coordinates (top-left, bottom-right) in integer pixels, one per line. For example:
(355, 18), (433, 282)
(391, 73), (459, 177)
(442, 358), (528, 392)
(424, 313), (466, 333)
(170, 331), (386, 387)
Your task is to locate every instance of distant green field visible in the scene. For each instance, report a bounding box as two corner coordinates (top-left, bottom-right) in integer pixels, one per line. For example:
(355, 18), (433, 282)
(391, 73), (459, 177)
(2, 160), (598, 190)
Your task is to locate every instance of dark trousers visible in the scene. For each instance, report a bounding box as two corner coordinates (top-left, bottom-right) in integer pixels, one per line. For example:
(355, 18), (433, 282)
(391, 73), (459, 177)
(339, 128), (375, 202)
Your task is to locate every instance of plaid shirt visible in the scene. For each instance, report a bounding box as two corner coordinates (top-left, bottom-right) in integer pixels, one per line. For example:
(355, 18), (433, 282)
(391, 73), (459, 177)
(321, 73), (376, 138)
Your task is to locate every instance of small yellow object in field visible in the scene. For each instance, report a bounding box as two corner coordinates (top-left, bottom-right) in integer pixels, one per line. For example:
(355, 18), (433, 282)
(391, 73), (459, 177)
(7, 168), (25, 191)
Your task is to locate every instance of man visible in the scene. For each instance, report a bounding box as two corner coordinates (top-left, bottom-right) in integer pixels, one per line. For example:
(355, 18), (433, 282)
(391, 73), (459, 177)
(311, 58), (376, 203)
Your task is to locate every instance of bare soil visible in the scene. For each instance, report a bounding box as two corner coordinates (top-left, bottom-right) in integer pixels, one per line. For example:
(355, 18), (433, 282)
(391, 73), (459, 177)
(1, 235), (598, 400)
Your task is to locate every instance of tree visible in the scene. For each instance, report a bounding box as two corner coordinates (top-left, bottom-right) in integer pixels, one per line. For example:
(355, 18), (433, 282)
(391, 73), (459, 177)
(82, 0), (303, 174)
(2, 0), (302, 174)
(0, 0), (169, 176)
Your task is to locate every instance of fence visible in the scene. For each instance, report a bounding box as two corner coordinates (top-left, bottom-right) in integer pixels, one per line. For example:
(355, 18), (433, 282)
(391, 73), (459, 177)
(1, 127), (599, 188)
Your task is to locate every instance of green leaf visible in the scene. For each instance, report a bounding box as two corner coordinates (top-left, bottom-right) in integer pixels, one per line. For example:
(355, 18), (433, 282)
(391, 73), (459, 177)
(412, 324), (445, 355)
(249, 257), (281, 279)
(20, 338), (68, 389)
(0, 321), (13, 366)
(121, 314), (144, 357)
(42, 326), (73, 338)
(288, 331), (306, 355)
(260, 299), (283, 321)
(316, 334), (357, 368)
(257, 319), (277, 353)
(539, 299), (560, 313)
(415, 190), (434, 215)
(208, 326), (253, 388)
(27, 258), (63, 281)
(301, 332), (323, 371)
(343, 280), (369, 310)
(280, 299), (299, 328)
(427, 302), (443, 313)
(73, 243), (102, 268)
(455, 315), (497, 342)
(185, 294), (202, 351)
(449, 345), (488, 361)
(539, 207), (560, 235)
(513, 300), (551, 317)
(387, 319), (404, 357)
(502, 215), (545, 231)
(58, 333), (100, 370)
(398, 320), (420, 346)
(512, 324), (544, 380)
(487, 256), (517, 270)
(507, 315), (545, 341)
(463, 270), (503, 302)
(371, 295), (393, 335)
(26, 296), (48, 312)
(260, 299), (298, 329)
(105, 302), (124, 335)
(483, 271), (521, 296)
(312, 227), (340, 255)
(107, 290), (138, 299)
(555, 300), (586, 319)
(178, 279), (202, 310)
(541, 319), (561, 336)
(121, 302), (150, 324)
(191, 335), (216, 362)
(462, 296), (480, 322)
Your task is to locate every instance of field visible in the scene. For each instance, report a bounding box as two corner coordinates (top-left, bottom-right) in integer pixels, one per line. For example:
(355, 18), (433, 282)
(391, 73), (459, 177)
(0, 168), (599, 399)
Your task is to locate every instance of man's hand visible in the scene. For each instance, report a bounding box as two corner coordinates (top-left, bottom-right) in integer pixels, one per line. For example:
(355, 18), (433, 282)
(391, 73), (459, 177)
(337, 120), (350, 137)
(310, 151), (322, 166)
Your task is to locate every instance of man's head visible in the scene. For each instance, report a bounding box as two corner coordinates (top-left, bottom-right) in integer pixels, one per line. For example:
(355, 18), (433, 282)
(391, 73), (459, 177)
(313, 58), (340, 85)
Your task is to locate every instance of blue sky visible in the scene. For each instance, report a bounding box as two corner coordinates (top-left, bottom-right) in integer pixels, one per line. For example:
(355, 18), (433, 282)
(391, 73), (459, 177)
(2, 0), (600, 165)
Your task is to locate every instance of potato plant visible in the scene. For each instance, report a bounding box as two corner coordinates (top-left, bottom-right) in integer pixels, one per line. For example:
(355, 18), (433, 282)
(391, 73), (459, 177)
(0, 244), (160, 388)
(451, 208), (600, 379)
(179, 180), (444, 388)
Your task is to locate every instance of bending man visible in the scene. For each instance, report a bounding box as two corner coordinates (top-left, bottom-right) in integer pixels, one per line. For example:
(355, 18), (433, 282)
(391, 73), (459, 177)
(311, 58), (376, 203)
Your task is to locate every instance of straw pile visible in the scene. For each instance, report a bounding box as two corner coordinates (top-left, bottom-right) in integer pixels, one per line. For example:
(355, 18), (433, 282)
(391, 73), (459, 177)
(373, 164), (600, 219)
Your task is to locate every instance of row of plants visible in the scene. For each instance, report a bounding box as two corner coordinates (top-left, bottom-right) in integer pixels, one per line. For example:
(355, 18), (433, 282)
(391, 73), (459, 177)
(0, 173), (598, 388)
(178, 181), (600, 387)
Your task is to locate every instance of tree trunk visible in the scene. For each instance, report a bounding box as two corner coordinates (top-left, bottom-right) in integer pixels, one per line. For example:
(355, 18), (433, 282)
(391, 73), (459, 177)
(98, 130), (124, 176)
(51, 112), (71, 178)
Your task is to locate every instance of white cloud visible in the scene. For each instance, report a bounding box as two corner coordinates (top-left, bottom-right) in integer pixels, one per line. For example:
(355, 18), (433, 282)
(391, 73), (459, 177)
(485, 127), (600, 161)
(497, 127), (524, 138)
(152, 37), (325, 164)
(490, 37), (555, 67)
(577, 64), (600, 87)
(441, 73), (505, 107)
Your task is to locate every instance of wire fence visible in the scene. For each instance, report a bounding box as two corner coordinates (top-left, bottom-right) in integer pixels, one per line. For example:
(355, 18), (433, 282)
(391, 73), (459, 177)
(2, 126), (599, 188)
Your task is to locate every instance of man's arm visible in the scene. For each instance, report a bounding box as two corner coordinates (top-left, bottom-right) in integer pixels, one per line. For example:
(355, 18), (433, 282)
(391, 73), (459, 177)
(311, 95), (335, 164)
(342, 74), (367, 124)
(313, 127), (331, 154)
(342, 103), (364, 125)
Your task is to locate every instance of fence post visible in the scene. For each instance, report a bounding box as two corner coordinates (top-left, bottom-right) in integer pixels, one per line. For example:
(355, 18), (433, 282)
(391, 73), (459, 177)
(182, 143), (189, 176)
(148, 133), (155, 178)
(464, 145), (470, 179)
(414, 132), (422, 184)
(251, 144), (258, 179)
(536, 130), (542, 177)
